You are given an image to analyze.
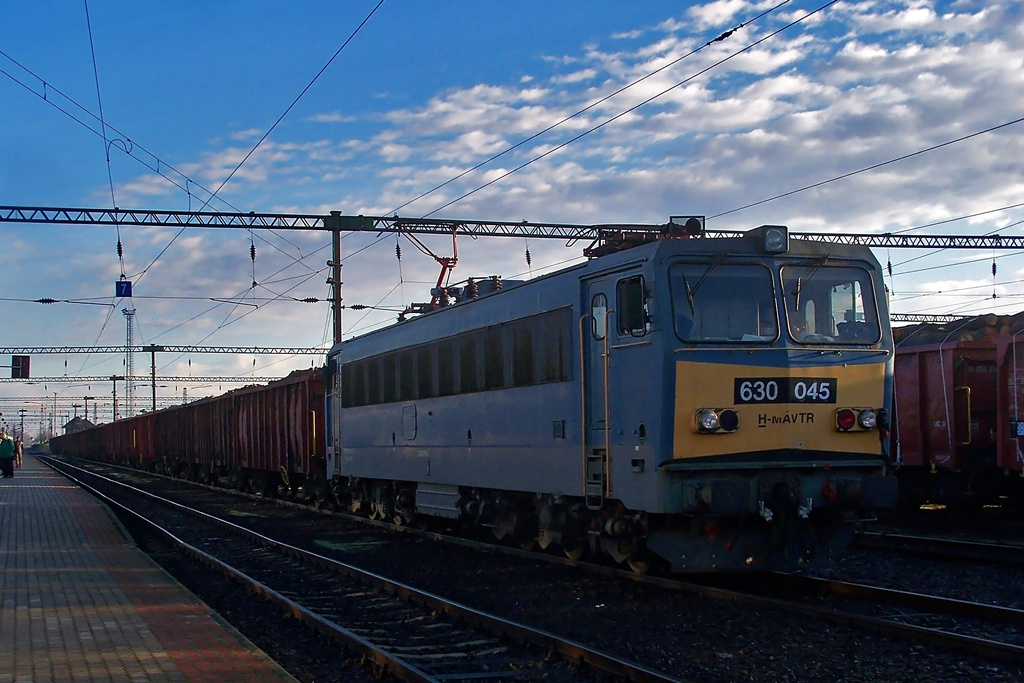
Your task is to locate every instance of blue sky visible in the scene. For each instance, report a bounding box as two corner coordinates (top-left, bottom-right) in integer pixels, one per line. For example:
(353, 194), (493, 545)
(1, 0), (1023, 426)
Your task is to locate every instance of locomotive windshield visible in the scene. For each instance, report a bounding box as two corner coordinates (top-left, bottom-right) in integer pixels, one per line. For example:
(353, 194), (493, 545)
(781, 264), (880, 344)
(670, 262), (778, 342)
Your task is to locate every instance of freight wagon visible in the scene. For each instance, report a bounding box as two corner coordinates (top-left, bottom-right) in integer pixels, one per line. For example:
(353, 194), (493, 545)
(52, 368), (327, 499)
(892, 313), (1024, 507)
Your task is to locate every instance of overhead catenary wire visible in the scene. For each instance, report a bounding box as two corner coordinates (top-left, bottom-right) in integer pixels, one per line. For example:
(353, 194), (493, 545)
(708, 115), (1024, 220)
(82, 0), (127, 282)
(387, 0), (791, 216)
(419, 0), (839, 219)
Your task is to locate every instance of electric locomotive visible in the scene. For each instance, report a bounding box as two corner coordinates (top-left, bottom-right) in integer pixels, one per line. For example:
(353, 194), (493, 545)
(324, 218), (898, 571)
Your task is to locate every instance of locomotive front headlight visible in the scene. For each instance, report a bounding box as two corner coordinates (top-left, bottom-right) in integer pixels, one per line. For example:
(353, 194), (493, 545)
(858, 408), (877, 430)
(835, 408), (857, 432)
(696, 408), (720, 433)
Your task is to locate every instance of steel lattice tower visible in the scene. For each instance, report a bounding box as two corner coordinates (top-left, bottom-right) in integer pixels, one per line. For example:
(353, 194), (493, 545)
(122, 307), (135, 418)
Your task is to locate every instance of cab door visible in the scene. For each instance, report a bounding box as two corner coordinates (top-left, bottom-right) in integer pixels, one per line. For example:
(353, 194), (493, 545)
(325, 355), (342, 477)
(582, 279), (613, 509)
(582, 271), (651, 509)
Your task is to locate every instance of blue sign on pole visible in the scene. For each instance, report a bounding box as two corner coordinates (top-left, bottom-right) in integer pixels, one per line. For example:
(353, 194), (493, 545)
(116, 280), (133, 298)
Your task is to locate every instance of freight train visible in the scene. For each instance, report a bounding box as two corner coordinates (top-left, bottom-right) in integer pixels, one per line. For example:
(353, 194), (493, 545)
(891, 312), (1024, 509)
(51, 368), (329, 499)
(53, 217), (898, 571)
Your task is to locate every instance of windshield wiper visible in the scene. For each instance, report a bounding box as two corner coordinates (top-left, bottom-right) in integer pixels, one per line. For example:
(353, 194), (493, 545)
(682, 252), (729, 314)
(792, 253), (830, 309)
(691, 252), (729, 300)
(682, 274), (695, 314)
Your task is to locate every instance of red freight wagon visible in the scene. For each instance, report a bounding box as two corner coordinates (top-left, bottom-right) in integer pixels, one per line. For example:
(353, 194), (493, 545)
(893, 313), (1024, 506)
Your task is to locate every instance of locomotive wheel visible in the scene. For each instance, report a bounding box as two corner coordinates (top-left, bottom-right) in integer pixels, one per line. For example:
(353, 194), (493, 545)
(564, 543), (584, 561)
(492, 511), (517, 541)
(562, 537), (585, 560)
(627, 558), (650, 574)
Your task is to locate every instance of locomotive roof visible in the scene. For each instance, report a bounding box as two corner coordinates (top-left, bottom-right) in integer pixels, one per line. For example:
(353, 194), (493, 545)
(331, 224), (882, 357)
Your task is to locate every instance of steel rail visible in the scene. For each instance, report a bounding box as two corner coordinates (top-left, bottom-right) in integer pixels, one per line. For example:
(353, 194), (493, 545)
(58, 455), (1024, 668)
(857, 531), (1024, 568)
(41, 457), (437, 682)
(45, 456), (687, 683)
(772, 572), (1024, 626)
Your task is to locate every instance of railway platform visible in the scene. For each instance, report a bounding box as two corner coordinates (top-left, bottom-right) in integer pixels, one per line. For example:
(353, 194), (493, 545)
(0, 454), (297, 683)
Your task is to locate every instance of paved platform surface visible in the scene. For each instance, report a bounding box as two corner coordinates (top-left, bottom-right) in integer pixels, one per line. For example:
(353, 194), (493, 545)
(0, 454), (297, 683)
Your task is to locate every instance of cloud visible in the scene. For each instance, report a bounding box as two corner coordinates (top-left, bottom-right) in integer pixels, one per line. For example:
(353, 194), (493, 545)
(306, 112), (357, 124)
(11, 0), (1024, 402)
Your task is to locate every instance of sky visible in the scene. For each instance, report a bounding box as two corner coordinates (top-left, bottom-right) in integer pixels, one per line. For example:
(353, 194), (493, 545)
(1, 0), (1023, 430)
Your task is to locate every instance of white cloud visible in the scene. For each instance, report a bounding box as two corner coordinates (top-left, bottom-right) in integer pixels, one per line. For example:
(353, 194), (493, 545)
(10, 0), (1024, 400)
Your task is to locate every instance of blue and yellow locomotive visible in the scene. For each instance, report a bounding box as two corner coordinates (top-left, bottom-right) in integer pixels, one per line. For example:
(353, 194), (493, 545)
(325, 219), (897, 571)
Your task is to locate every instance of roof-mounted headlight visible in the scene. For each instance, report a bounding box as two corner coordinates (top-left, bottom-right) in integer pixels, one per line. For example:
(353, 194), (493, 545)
(762, 225), (789, 253)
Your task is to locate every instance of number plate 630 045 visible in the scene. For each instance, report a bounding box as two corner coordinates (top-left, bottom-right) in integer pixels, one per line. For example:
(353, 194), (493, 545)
(734, 377), (837, 404)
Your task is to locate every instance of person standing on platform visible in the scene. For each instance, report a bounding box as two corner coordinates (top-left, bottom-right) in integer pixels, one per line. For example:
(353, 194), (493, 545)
(14, 436), (23, 468)
(0, 429), (14, 478)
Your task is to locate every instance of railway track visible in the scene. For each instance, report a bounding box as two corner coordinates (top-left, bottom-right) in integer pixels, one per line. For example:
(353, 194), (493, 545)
(48, 454), (1024, 677)
(702, 572), (1024, 665)
(856, 530), (1024, 568)
(40, 456), (684, 683)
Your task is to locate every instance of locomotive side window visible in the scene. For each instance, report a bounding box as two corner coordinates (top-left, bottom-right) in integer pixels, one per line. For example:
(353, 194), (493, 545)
(484, 327), (506, 389)
(399, 351), (415, 400)
(539, 312), (570, 382)
(367, 358), (381, 405)
(417, 346), (434, 398)
(782, 264), (880, 344)
(437, 343), (455, 396)
(591, 293), (608, 340)
(617, 276), (649, 337)
(459, 337), (479, 393)
(382, 356), (397, 403)
(669, 262), (777, 343)
(512, 325), (535, 386)
(341, 362), (355, 408)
